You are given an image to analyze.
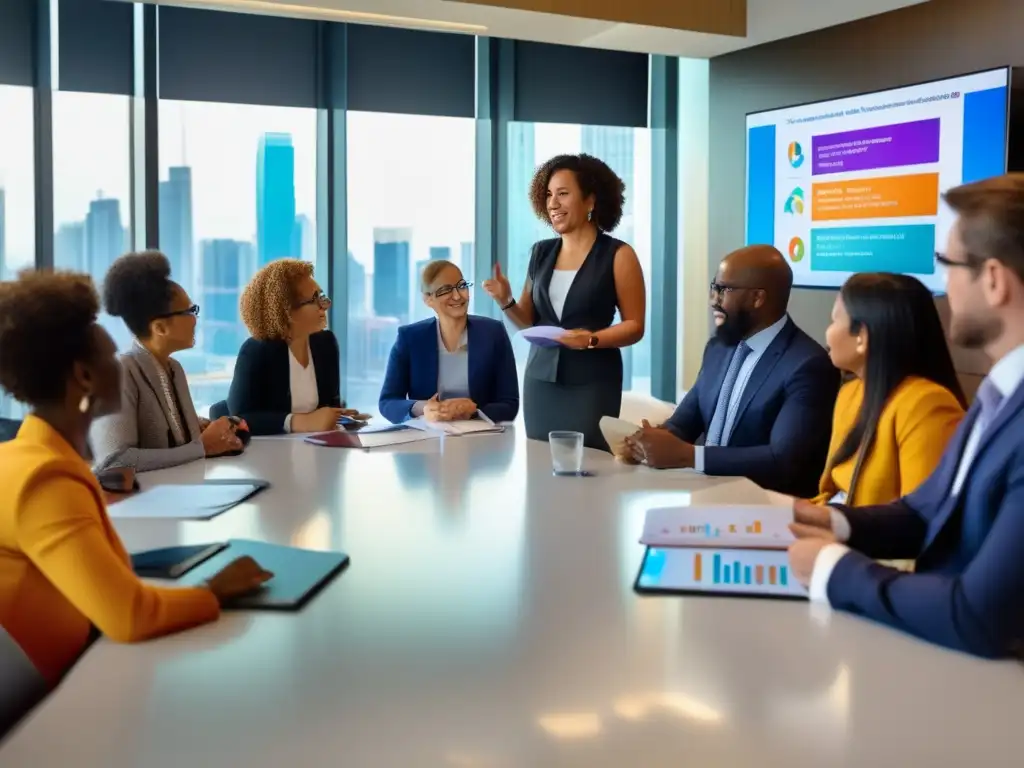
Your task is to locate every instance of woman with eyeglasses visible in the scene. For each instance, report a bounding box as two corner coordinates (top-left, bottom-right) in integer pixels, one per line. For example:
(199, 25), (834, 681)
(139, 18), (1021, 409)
(379, 260), (519, 424)
(228, 258), (353, 435)
(91, 251), (243, 472)
(810, 272), (966, 508)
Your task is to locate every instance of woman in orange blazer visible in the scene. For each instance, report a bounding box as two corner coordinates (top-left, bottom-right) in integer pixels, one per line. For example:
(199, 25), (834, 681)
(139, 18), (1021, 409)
(812, 273), (966, 508)
(0, 270), (272, 686)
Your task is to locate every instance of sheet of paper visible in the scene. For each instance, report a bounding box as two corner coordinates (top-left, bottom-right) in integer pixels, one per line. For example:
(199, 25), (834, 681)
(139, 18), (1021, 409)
(356, 430), (439, 448)
(640, 504), (795, 549)
(599, 415), (639, 455)
(108, 483), (260, 520)
(405, 417), (503, 436)
(518, 326), (566, 348)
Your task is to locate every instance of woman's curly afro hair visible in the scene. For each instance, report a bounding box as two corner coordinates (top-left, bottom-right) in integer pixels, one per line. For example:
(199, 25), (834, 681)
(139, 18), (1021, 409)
(528, 153), (626, 233)
(240, 258), (315, 341)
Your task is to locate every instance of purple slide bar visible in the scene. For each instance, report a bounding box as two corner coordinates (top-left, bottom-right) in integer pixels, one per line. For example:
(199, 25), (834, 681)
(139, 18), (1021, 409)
(811, 118), (940, 175)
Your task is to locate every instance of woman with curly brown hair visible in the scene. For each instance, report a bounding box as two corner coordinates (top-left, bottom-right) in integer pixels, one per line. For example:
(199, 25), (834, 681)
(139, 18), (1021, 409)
(0, 270), (270, 685)
(482, 153), (646, 450)
(228, 258), (352, 435)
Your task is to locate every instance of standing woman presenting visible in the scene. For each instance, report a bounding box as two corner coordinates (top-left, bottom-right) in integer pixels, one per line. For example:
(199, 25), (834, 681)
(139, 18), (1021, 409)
(483, 153), (645, 450)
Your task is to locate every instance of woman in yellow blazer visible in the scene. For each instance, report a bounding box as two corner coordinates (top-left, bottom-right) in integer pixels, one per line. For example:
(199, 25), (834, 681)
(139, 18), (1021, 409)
(0, 270), (272, 686)
(812, 272), (966, 507)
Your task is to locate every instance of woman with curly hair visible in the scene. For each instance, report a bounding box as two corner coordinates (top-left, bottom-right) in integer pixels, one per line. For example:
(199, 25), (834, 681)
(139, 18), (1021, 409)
(91, 251), (243, 472)
(0, 270), (271, 685)
(482, 153), (646, 450)
(228, 258), (351, 435)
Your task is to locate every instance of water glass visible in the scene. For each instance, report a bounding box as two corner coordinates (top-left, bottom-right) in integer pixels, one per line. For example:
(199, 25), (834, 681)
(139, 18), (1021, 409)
(549, 431), (584, 476)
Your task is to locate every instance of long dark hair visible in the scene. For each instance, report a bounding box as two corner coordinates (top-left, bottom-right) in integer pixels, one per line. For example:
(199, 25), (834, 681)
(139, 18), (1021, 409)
(830, 273), (966, 504)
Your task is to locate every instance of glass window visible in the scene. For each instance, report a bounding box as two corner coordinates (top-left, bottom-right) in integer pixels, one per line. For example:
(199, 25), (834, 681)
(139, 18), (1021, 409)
(0, 85), (35, 419)
(506, 122), (653, 394)
(345, 112), (476, 417)
(52, 91), (133, 350)
(158, 100), (317, 413)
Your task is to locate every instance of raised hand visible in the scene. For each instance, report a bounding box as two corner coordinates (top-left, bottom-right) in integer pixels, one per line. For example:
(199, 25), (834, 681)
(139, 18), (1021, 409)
(482, 262), (511, 306)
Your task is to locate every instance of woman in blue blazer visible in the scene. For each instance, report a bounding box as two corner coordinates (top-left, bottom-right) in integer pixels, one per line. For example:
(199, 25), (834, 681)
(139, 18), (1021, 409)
(379, 260), (520, 424)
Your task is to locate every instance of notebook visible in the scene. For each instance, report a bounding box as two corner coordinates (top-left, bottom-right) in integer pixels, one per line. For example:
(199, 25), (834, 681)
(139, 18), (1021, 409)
(640, 504), (795, 550)
(107, 479), (269, 521)
(405, 413), (505, 436)
(634, 546), (807, 600)
(179, 539), (350, 610)
(131, 543), (228, 579)
(304, 428), (438, 448)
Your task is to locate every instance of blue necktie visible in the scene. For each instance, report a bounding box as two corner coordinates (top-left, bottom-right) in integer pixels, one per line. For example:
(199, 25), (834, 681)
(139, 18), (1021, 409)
(706, 341), (751, 447)
(973, 377), (1004, 436)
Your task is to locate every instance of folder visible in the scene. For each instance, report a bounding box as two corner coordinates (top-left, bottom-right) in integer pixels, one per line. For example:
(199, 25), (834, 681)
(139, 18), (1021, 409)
(131, 542), (228, 579)
(107, 479), (269, 520)
(179, 539), (350, 611)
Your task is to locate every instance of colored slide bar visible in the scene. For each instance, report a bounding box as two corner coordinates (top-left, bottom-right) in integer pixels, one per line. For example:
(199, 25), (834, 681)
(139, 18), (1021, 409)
(708, 553), (789, 587)
(811, 224), (935, 274)
(812, 118), (940, 176)
(812, 172), (939, 222)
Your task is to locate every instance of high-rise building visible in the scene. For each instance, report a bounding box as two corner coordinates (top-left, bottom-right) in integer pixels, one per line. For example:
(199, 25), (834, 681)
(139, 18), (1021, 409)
(348, 251), (366, 316)
(159, 166), (194, 295)
(460, 241), (474, 282)
(507, 123), (544, 286)
(292, 214), (315, 263)
(55, 222), (86, 274)
(200, 238), (252, 357)
(582, 127), (639, 388)
(85, 197), (125, 280)
(372, 226), (411, 323)
(412, 257), (432, 322)
(0, 188), (6, 281)
(256, 133), (296, 267)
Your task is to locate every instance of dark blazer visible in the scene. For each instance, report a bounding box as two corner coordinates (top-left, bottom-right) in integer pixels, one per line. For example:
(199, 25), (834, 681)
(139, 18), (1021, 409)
(827, 381), (1024, 658)
(227, 330), (342, 436)
(666, 317), (839, 496)
(378, 316), (520, 424)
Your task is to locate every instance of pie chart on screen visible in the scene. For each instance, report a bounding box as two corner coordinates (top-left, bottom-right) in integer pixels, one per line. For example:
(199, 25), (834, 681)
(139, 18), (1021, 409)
(788, 142), (805, 168)
(788, 237), (805, 263)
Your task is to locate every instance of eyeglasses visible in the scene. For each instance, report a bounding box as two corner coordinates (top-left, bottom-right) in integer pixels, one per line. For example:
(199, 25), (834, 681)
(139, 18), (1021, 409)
(709, 282), (759, 299)
(154, 304), (200, 319)
(430, 280), (473, 299)
(935, 251), (977, 270)
(296, 291), (332, 309)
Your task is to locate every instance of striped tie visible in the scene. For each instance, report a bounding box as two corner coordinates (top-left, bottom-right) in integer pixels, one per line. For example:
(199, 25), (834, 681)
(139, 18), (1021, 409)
(705, 341), (751, 447)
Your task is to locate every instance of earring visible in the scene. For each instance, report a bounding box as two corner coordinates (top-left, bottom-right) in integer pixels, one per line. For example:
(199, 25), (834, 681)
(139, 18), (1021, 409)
(78, 394), (91, 414)
(587, 210), (593, 221)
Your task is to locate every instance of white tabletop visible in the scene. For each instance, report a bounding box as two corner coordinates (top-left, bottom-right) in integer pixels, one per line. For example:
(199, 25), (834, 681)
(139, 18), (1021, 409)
(3, 429), (1023, 766)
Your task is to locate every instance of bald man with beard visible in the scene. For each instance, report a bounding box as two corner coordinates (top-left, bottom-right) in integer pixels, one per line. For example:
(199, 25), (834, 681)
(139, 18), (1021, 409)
(624, 244), (839, 496)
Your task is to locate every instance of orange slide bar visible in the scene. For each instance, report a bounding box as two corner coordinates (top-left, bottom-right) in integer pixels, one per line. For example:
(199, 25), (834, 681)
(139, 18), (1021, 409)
(812, 172), (939, 222)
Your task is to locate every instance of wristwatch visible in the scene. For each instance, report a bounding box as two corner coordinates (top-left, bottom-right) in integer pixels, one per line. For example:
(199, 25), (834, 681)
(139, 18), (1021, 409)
(587, 335), (599, 349)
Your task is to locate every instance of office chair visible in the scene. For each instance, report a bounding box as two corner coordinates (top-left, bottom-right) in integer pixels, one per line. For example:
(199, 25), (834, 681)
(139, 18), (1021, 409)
(0, 418), (21, 443)
(0, 627), (47, 740)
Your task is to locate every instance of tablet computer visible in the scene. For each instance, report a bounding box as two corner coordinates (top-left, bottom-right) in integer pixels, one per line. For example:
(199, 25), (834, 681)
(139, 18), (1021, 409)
(634, 546), (807, 600)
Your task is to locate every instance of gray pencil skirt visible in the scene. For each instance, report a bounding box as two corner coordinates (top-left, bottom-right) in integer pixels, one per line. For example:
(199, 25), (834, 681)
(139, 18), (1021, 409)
(523, 376), (622, 452)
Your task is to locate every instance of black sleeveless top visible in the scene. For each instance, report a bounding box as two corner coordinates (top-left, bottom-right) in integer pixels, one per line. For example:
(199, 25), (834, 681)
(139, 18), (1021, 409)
(525, 233), (624, 386)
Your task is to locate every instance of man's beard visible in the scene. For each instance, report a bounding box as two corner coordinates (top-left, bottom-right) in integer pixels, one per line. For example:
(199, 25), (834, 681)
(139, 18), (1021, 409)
(951, 313), (1003, 350)
(714, 306), (755, 346)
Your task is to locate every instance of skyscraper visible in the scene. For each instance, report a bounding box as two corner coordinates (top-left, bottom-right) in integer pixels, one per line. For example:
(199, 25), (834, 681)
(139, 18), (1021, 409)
(348, 251), (366, 315)
(292, 214), (315, 263)
(507, 123), (543, 286)
(85, 197), (125, 280)
(412, 257), (432, 322)
(460, 241), (474, 283)
(256, 133), (296, 267)
(201, 238), (252, 356)
(159, 166), (194, 295)
(0, 188), (6, 281)
(55, 222), (86, 274)
(372, 226), (411, 323)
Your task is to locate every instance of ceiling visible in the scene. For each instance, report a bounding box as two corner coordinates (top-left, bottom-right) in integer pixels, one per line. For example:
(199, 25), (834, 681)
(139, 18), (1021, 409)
(162, 0), (929, 58)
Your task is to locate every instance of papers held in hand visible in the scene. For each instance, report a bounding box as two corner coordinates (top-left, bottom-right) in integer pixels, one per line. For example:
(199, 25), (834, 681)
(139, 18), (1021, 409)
(107, 481), (268, 521)
(641, 505), (796, 550)
(599, 416), (639, 456)
(518, 326), (567, 348)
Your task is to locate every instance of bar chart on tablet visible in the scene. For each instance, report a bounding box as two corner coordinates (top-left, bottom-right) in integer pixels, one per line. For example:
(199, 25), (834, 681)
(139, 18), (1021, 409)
(638, 547), (806, 597)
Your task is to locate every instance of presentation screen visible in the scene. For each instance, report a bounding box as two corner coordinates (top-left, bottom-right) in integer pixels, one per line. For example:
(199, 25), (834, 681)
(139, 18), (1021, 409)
(745, 68), (1010, 292)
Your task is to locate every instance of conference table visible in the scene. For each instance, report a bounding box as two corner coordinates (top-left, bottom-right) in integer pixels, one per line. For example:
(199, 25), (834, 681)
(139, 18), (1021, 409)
(3, 427), (1023, 766)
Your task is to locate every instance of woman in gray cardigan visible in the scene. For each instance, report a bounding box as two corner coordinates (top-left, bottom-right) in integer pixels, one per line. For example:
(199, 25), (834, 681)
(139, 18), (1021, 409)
(90, 251), (242, 472)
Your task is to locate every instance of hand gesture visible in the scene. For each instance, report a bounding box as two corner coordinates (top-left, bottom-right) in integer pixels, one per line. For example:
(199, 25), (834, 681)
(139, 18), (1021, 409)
(423, 393), (451, 422)
(443, 397), (478, 420)
(625, 419), (695, 469)
(789, 499), (836, 540)
(559, 328), (592, 350)
(482, 263), (512, 306)
(205, 556), (274, 604)
(292, 407), (346, 433)
(202, 416), (243, 457)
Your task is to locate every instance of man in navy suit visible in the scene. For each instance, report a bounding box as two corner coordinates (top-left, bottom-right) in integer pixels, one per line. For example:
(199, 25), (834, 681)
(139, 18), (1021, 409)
(626, 245), (839, 497)
(789, 173), (1024, 658)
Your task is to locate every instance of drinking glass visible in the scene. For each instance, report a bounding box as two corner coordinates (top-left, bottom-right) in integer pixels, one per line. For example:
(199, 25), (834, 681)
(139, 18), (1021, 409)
(549, 431), (584, 476)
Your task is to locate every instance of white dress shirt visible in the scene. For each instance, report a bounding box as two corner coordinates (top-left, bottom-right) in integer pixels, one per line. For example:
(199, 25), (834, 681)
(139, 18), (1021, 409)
(548, 269), (577, 322)
(809, 343), (1024, 602)
(694, 315), (789, 473)
(283, 342), (319, 433)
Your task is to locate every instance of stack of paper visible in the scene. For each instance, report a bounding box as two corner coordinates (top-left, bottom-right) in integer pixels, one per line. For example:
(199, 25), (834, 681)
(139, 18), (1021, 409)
(405, 415), (504, 436)
(518, 326), (566, 348)
(108, 483), (264, 521)
(640, 504), (796, 550)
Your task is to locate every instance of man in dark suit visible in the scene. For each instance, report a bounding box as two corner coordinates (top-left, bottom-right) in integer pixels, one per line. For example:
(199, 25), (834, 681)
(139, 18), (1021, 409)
(626, 244), (839, 497)
(789, 174), (1024, 658)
